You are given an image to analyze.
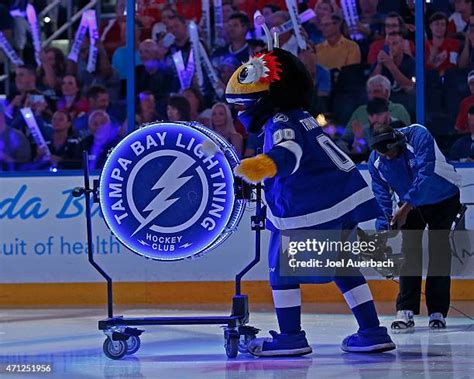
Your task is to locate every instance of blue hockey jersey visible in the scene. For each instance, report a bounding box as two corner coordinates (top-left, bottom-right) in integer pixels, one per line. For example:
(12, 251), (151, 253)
(368, 124), (461, 230)
(262, 109), (381, 230)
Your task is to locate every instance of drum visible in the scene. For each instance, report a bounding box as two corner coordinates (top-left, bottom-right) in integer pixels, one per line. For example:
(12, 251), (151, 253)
(99, 121), (246, 261)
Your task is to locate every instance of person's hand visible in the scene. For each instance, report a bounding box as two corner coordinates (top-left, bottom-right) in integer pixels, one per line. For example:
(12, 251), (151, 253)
(356, 21), (371, 36)
(377, 49), (392, 66)
(351, 120), (364, 139)
(406, 24), (415, 33)
(9, 94), (24, 109)
(50, 154), (62, 165)
(31, 99), (48, 115)
(390, 203), (413, 229)
(431, 50), (448, 68)
(403, 39), (411, 55)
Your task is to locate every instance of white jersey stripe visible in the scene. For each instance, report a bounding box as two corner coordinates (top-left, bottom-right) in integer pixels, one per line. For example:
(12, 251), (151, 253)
(266, 186), (375, 229)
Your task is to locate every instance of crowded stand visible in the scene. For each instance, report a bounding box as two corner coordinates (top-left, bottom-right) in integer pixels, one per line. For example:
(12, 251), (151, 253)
(1, 0), (474, 171)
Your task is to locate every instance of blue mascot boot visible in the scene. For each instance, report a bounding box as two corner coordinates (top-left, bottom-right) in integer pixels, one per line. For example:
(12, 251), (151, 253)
(247, 330), (312, 357)
(341, 326), (396, 353)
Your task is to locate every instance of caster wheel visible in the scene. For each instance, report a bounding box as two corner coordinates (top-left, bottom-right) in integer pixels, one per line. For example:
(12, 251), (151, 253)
(225, 337), (239, 358)
(126, 335), (141, 355)
(103, 338), (128, 360)
(238, 334), (256, 354)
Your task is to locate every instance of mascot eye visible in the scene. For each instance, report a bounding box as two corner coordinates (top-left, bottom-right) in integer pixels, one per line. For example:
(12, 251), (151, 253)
(238, 64), (258, 84)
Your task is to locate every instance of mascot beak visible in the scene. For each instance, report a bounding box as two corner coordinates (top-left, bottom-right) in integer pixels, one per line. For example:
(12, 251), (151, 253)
(225, 53), (282, 107)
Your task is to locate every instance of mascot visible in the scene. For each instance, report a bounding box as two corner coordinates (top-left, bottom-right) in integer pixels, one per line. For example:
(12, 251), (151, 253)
(226, 39), (396, 356)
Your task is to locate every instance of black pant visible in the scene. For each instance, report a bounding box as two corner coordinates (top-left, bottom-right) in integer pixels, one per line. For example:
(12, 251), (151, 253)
(396, 192), (461, 317)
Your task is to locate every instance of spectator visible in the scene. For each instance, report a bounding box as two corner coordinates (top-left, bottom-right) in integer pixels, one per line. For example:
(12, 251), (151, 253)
(111, 20), (143, 80)
(160, 4), (178, 30)
(67, 38), (120, 103)
(346, 98), (385, 156)
(167, 15), (191, 58)
(298, 43), (331, 114)
(262, 4), (281, 25)
(182, 87), (212, 126)
(80, 110), (121, 170)
(38, 47), (66, 97)
(352, 0), (384, 41)
(458, 15), (474, 69)
(343, 75), (411, 142)
(56, 75), (89, 120)
(248, 39), (267, 56)
(308, 0), (336, 44)
(6, 65), (39, 120)
(454, 70), (474, 133)
(315, 13), (361, 70)
(212, 12), (250, 71)
(136, 91), (161, 126)
(223, 2), (238, 24)
(40, 110), (81, 169)
(370, 32), (415, 94)
(425, 12), (461, 74)
(450, 105), (474, 161)
(0, 102), (31, 169)
(73, 85), (116, 136)
(10, 88), (52, 136)
(136, 39), (173, 106)
(210, 102), (243, 157)
(448, 0), (471, 37)
(166, 95), (191, 121)
(270, 11), (298, 56)
(99, 0), (126, 58)
(368, 12), (415, 65)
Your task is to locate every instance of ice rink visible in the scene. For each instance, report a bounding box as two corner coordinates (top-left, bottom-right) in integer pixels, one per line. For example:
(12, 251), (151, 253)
(1, 304), (473, 379)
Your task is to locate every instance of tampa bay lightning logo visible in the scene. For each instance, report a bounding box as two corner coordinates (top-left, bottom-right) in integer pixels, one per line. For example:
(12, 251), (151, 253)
(99, 122), (236, 261)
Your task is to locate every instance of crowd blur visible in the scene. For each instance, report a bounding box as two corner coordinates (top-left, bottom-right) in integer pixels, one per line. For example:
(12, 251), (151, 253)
(1, 0), (474, 171)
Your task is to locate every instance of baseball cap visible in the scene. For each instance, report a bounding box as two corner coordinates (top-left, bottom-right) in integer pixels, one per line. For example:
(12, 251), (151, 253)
(367, 98), (389, 115)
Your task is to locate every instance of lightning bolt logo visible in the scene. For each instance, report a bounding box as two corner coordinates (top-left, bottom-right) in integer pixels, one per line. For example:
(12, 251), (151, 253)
(132, 154), (195, 237)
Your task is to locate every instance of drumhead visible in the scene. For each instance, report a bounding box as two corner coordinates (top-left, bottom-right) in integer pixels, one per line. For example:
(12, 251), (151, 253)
(99, 121), (246, 261)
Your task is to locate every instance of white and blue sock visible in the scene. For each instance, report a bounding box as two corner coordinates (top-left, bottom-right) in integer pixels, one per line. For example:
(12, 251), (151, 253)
(272, 284), (301, 334)
(334, 275), (380, 330)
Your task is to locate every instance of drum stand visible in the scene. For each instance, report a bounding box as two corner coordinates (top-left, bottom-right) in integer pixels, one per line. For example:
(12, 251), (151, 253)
(73, 152), (264, 359)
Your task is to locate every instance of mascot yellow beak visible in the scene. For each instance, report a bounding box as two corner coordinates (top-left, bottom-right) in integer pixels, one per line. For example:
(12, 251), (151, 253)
(225, 52), (282, 107)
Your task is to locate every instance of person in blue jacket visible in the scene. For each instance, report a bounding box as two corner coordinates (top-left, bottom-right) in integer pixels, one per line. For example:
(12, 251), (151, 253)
(225, 46), (395, 356)
(368, 123), (462, 329)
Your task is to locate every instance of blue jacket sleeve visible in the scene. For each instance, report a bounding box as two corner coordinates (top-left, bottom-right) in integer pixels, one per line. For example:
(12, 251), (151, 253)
(401, 126), (436, 206)
(265, 120), (304, 178)
(368, 153), (393, 231)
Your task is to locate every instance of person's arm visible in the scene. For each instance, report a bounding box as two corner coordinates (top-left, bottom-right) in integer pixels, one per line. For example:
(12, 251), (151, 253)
(401, 125), (438, 206)
(454, 100), (468, 132)
(230, 133), (243, 158)
(41, 51), (61, 90)
(384, 59), (414, 92)
(97, 41), (114, 78)
(458, 36), (471, 68)
(347, 43), (361, 66)
(368, 154), (393, 231)
(370, 61), (383, 77)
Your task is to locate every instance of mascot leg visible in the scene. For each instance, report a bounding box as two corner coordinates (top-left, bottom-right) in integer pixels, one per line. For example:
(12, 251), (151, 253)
(334, 272), (395, 353)
(247, 231), (312, 357)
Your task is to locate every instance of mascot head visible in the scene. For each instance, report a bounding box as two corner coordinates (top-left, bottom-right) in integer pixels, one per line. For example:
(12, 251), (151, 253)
(225, 48), (314, 133)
